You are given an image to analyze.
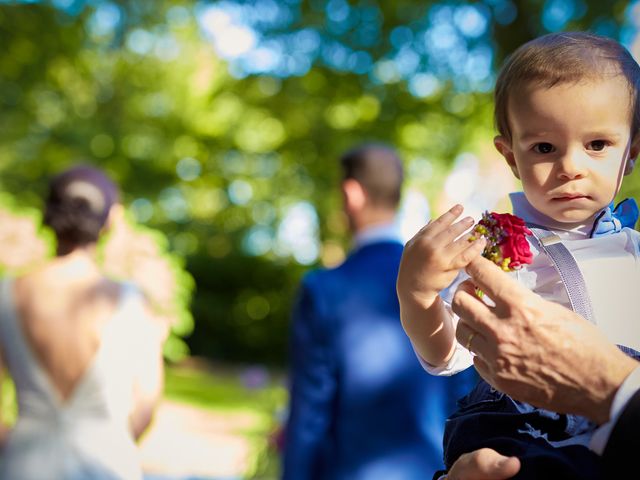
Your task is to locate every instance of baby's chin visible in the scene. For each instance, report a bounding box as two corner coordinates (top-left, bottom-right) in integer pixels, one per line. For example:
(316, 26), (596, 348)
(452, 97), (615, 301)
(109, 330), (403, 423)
(543, 206), (602, 225)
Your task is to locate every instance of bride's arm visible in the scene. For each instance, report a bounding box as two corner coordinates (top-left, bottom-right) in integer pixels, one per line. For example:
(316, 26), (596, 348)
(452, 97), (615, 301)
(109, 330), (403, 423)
(129, 304), (166, 441)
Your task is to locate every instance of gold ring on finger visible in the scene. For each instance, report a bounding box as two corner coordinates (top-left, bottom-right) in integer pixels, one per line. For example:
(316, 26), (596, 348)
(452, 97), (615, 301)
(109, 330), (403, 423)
(465, 332), (476, 351)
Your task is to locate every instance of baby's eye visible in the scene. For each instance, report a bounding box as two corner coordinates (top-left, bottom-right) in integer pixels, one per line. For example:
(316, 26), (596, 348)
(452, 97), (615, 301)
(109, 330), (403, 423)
(533, 143), (555, 154)
(588, 140), (608, 151)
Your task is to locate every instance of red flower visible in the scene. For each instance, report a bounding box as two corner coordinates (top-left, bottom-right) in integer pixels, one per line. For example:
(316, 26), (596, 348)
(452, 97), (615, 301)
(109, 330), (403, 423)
(502, 232), (534, 268)
(470, 211), (533, 271)
(490, 212), (530, 236)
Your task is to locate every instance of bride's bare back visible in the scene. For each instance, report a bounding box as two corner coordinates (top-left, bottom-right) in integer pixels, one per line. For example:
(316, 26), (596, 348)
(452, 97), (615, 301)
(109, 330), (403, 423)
(12, 252), (123, 402)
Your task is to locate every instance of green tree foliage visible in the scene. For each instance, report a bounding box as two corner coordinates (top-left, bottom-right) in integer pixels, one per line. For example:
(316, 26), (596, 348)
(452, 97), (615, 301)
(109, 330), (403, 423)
(0, 0), (636, 364)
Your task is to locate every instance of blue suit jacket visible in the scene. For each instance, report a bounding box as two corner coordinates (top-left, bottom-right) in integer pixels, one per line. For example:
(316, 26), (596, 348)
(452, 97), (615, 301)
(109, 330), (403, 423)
(283, 241), (478, 479)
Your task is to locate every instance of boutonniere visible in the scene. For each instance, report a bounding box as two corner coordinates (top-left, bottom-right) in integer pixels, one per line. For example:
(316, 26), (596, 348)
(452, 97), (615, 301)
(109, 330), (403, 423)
(470, 212), (533, 271)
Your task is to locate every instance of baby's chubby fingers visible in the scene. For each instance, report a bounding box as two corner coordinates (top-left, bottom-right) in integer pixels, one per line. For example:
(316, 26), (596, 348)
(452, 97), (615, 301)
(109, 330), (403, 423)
(448, 234), (486, 270)
(415, 204), (466, 240)
(410, 206), (477, 254)
(432, 215), (476, 245)
(398, 205), (479, 306)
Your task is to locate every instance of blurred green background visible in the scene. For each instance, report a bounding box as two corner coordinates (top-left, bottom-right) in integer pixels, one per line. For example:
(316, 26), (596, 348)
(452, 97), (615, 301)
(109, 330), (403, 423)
(1, 0), (639, 366)
(2, 1), (640, 478)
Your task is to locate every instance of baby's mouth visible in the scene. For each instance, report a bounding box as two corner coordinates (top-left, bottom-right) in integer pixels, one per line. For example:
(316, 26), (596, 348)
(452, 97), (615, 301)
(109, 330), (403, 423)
(551, 194), (591, 202)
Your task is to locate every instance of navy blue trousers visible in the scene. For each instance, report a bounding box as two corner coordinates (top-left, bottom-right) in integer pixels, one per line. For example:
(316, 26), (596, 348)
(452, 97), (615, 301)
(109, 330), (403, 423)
(442, 346), (640, 480)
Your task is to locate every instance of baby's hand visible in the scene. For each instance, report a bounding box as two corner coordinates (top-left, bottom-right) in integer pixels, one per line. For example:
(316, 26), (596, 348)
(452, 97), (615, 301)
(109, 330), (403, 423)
(397, 205), (485, 309)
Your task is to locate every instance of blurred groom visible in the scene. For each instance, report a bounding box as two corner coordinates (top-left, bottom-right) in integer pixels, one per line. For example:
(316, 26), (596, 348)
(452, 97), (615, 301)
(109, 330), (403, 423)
(282, 144), (477, 479)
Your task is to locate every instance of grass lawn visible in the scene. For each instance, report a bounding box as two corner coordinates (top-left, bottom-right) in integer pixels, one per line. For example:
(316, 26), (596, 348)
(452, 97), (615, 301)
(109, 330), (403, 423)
(162, 360), (288, 479)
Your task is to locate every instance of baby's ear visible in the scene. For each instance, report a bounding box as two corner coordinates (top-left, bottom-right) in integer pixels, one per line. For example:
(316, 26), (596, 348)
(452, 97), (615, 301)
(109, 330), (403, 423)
(494, 135), (519, 179)
(624, 135), (640, 175)
(624, 158), (636, 176)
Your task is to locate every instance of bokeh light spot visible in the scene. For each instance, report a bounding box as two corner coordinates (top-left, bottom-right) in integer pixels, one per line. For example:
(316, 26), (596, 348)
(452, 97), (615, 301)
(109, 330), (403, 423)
(228, 180), (253, 205)
(176, 157), (202, 182)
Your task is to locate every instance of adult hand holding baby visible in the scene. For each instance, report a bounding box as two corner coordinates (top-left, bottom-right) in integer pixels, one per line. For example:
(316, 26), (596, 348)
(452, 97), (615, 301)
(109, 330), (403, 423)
(452, 255), (637, 425)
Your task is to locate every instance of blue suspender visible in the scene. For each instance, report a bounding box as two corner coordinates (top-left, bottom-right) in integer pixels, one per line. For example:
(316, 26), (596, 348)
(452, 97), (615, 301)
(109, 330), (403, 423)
(527, 226), (596, 325)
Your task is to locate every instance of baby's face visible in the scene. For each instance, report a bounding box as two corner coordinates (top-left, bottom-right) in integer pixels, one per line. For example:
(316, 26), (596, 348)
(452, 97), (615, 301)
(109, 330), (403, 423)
(497, 76), (636, 224)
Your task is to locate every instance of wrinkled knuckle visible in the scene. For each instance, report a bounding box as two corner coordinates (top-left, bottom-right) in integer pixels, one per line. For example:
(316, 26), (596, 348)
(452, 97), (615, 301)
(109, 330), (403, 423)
(491, 325), (508, 343)
(514, 302), (538, 327)
(495, 355), (510, 372)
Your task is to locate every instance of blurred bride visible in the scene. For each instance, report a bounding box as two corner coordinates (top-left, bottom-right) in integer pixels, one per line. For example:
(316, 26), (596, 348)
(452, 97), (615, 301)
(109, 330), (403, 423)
(0, 165), (165, 479)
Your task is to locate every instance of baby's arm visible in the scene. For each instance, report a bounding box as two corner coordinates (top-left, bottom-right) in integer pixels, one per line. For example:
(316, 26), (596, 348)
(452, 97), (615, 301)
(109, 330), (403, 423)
(397, 205), (485, 367)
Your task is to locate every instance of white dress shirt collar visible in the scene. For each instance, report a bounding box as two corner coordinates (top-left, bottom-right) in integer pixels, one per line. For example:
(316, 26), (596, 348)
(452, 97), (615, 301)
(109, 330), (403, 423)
(353, 221), (403, 250)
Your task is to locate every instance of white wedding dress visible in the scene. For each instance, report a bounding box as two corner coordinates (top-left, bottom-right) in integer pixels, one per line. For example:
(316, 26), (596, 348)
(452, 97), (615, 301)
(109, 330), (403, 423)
(0, 278), (145, 480)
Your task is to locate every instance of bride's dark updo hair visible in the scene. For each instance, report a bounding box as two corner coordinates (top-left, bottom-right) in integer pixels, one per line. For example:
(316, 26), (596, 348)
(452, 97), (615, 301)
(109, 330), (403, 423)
(44, 165), (119, 249)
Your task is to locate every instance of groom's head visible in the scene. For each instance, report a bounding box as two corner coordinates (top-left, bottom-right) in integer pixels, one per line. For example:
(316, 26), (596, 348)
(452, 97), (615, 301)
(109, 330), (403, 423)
(340, 143), (403, 232)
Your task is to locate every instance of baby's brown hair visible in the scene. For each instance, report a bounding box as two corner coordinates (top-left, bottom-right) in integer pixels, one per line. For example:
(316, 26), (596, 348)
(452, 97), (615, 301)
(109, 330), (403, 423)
(495, 32), (640, 144)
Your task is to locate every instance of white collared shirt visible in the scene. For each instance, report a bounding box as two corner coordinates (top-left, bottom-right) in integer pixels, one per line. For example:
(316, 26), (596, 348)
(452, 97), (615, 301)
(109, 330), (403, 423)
(353, 221), (403, 250)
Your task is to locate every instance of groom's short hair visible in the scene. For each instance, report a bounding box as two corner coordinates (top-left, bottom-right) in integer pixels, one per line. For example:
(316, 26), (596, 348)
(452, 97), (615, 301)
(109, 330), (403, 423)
(340, 143), (403, 209)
